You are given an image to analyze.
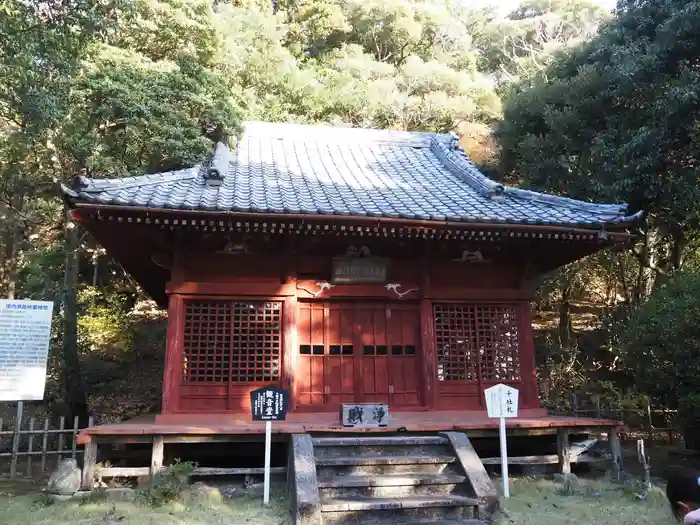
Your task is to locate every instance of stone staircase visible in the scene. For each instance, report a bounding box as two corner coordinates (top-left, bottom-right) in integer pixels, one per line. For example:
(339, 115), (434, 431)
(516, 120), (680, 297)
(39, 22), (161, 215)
(288, 432), (499, 525)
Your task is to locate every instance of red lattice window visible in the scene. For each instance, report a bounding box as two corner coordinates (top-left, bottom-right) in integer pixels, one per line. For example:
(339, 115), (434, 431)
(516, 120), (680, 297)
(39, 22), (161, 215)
(183, 301), (282, 383)
(434, 304), (520, 382)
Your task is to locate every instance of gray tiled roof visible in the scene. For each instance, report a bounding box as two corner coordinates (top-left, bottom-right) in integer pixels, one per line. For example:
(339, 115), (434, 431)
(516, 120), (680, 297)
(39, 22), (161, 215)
(62, 121), (641, 227)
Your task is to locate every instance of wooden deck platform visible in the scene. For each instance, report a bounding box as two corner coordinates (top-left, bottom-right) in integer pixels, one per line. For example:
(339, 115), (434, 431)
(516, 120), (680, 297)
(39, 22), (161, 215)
(77, 409), (622, 444)
(77, 410), (625, 490)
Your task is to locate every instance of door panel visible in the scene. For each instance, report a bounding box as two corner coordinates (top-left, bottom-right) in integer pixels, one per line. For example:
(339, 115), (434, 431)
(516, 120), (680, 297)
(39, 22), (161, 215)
(358, 304), (421, 407)
(326, 304), (356, 405)
(297, 303), (326, 406)
(297, 302), (357, 408)
(359, 306), (390, 404)
(387, 306), (420, 407)
(296, 301), (421, 410)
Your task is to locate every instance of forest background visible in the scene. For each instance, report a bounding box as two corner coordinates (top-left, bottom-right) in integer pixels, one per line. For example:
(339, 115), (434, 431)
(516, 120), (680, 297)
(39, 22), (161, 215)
(2, 0), (698, 432)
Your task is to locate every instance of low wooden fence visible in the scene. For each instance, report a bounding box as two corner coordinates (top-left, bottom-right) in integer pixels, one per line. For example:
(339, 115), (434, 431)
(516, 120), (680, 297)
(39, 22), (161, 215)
(566, 394), (679, 443)
(0, 414), (93, 479)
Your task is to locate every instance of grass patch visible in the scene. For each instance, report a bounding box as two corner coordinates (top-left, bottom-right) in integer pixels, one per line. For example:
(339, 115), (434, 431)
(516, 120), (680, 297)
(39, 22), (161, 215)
(0, 492), (291, 525)
(497, 478), (673, 525)
(0, 477), (675, 525)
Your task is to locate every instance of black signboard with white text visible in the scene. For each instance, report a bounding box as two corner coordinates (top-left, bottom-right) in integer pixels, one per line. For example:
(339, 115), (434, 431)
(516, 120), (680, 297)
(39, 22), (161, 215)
(250, 386), (289, 421)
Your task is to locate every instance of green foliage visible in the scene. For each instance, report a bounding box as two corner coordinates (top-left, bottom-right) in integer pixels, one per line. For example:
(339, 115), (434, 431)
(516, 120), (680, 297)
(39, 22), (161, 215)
(620, 270), (700, 408)
(497, 0), (700, 253)
(678, 393), (700, 427)
(78, 288), (134, 357)
(137, 460), (196, 507)
(62, 49), (241, 176)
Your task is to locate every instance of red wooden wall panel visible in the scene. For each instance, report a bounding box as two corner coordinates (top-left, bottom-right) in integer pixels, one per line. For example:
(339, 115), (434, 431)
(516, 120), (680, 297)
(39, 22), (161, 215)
(162, 246), (541, 415)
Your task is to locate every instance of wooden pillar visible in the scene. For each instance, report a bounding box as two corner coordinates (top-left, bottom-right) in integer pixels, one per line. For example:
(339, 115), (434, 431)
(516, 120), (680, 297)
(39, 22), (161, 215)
(518, 301), (538, 408)
(609, 426), (623, 481)
(420, 299), (437, 410)
(162, 294), (184, 414)
(556, 427), (571, 474)
(81, 440), (97, 490)
(283, 295), (298, 410)
(150, 435), (164, 480)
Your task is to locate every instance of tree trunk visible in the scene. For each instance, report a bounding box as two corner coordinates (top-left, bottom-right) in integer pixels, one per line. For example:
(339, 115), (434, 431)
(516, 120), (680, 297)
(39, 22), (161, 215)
(62, 207), (89, 424)
(1, 197), (22, 299)
(557, 284), (573, 348)
(669, 225), (684, 272)
(643, 227), (660, 299)
(6, 214), (19, 300)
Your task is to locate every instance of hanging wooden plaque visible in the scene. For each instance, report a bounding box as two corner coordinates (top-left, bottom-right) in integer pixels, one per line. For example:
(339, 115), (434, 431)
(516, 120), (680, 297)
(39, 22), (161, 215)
(331, 256), (388, 284)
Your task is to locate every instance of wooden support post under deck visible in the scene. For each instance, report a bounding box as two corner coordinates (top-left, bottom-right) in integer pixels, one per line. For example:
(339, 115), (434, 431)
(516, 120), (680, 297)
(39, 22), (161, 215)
(609, 426), (622, 481)
(81, 440), (97, 490)
(150, 435), (164, 480)
(556, 427), (571, 474)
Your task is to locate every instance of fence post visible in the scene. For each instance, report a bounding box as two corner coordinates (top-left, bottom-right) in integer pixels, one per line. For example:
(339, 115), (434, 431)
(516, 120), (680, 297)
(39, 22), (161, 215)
(56, 416), (65, 467)
(71, 416), (79, 460)
(26, 418), (35, 478)
(637, 439), (651, 491)
(595, 396), (601, 419)
(40, 418), (50, 473)
(10, 402), (24, 478)
(572, 394), (578, 416)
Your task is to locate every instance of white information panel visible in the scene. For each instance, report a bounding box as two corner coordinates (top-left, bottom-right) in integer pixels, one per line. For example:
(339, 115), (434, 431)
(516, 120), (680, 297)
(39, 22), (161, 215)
(0, 300), (54, 401)
(484, 383), (519, 418)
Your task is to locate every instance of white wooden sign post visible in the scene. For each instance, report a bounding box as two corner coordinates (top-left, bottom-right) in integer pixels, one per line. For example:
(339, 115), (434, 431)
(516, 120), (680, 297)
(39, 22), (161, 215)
(484, 383), (519, 498)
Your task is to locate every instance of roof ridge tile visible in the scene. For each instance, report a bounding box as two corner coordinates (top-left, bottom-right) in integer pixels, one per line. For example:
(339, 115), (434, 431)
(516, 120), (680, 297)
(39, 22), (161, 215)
(429, 135), (505, 199)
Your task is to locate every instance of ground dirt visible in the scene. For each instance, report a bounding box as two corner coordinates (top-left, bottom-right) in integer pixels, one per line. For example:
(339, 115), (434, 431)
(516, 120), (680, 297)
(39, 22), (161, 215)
(0, 476), (676, 525)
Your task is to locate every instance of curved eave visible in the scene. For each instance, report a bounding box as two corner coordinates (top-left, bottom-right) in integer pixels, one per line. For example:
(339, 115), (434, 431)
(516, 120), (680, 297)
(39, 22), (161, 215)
(65, 200), (640, 240)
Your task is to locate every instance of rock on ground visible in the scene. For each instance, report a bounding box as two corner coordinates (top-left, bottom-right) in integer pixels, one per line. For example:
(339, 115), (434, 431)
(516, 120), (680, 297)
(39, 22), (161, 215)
(105, 488), (136, 502)
(48, 458), (81, 495)
(181, 482), (223, 504)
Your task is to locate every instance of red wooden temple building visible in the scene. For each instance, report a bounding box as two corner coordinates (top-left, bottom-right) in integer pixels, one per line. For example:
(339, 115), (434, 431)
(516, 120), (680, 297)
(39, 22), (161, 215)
(61, 122), (639, 469)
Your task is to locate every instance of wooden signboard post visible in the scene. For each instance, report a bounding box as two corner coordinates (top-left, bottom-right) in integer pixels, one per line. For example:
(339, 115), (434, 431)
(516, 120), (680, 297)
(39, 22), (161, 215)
(250, 386), (289, 505)
(484, 383), (519, 498)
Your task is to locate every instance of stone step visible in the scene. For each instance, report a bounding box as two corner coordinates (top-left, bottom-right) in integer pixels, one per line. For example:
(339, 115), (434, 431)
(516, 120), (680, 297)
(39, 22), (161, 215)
(312, 436), (449, 447)
(316, 454), (457, 477)
(321, 494), (479, 512)
(318, 473), (468, 498)
(313, 436), (452, 459)
(316, 454), (456, 467)
(318, 473), (467, 488)
(399, 521), (488, 525)
(320, 495), (480, 525)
